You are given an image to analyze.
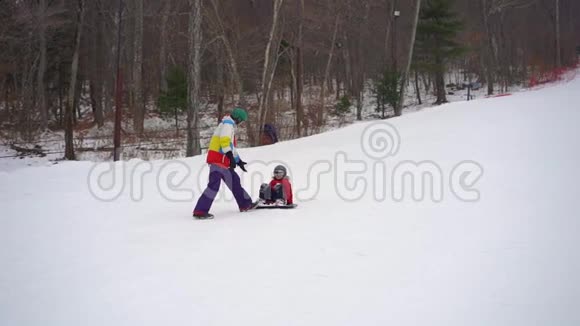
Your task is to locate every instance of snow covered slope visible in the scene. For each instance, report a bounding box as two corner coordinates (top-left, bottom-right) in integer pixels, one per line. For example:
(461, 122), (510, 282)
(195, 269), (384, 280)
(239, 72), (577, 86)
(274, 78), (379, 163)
(1, 78), (580, 326)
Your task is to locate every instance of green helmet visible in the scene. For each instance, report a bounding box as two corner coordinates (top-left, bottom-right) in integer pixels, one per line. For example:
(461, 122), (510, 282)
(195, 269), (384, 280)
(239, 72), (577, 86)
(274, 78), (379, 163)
(231, 107), (248, 123)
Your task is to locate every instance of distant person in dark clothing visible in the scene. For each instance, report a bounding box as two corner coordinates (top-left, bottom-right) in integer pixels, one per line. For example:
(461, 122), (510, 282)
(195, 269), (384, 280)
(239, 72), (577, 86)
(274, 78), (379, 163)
(260, 123), (279, 145)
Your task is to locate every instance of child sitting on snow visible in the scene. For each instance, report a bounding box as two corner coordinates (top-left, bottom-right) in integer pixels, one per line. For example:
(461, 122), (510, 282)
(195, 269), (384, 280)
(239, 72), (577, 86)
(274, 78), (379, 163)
(259, 165), (294, 206)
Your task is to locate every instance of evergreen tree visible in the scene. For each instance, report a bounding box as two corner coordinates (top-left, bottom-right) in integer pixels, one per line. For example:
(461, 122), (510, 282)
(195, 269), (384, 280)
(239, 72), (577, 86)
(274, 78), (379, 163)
(372, 69), (402, 119)
(414, 0), (464, 104)
(158, 66), (187, 135)
(335, 95), (352, 116)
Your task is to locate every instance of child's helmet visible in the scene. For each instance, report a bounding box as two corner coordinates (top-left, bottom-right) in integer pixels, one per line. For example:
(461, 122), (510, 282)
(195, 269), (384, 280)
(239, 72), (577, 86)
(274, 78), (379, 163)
(273, 165), (287, 178)
(231, 107), (248, 123)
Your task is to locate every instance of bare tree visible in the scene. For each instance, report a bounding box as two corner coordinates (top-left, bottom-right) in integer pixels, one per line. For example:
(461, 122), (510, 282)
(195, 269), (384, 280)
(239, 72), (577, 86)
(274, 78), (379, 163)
(207, 0), (243, 99)
(383, 0), (395, 65)
(132, 0), (144, 136)
(294, 0), (305, 137)
(319, 14), (340, 125)
(256, 0), (285, 143)
(101, 0), (115, 119)
(89, 0), (104, 128)
(65, 0), (86, 160)
(186, 0), (202, 156)
(480, 0), (536, 94)
(396, 0), (421, 116)
(215, 42), (225, 122)
(159, 1), (171, 93)
(36, 0), (48, 130)
(555, 0), (561, 67)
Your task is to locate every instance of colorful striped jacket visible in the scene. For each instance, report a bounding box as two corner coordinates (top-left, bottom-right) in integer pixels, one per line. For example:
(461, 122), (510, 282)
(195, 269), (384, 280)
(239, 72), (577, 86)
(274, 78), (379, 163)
(206, 115), (240, 168)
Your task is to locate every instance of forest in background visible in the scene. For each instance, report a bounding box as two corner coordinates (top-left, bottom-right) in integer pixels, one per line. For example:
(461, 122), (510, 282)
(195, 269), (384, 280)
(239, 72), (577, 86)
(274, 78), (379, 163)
(0, 0), (578, 160)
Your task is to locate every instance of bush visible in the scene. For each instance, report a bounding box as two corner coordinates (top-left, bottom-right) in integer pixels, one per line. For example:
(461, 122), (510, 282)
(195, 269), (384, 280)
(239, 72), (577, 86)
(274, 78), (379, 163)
(158, 66), (187, 118)
(372, 69), (401, 119)
(335, 95), (351, 115)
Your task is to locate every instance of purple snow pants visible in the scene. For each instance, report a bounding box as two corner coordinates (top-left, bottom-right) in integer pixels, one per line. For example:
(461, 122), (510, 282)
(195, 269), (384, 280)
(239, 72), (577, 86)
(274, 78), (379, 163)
(193, 164), (253, 214)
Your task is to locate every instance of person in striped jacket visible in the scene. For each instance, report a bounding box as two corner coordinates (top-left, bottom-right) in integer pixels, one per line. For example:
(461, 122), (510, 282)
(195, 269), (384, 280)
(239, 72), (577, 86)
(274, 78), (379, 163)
(193, 108), (257, 219)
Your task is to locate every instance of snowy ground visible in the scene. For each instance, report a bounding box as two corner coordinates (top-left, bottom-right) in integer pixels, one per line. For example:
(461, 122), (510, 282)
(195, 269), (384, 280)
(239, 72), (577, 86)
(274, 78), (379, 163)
(1, 76), (580, 325)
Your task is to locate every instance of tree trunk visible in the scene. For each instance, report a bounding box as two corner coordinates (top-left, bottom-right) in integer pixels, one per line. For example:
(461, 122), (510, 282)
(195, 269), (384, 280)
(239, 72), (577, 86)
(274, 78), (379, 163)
(421, 72), (431, 93)
(435, 71), (447, 104)
(113, 0), (125, 161)
(159, 1), (171, 93)
(289, 71), (295, 119)
(343, 29), (352, 98)
(101, 1), (114, 117)
(356, 91), (363, 121)
(434, 34), (447, 105)
(65, 0), (85, 160)
(414, 69), (422, 104)
(74, 78), (83, 121)
(256, 0), (285, 144)
(352, 0), (370, 121)
(57, 61), (64, 127)
(391, 0), (399, 69)
(481, 0), (495, 95)
(498, 11), (508, 92)
(295, 0), (305, 137)
(186, 0), (202, 157)
(216, 45), (225, 123)
(555, 0), (561, 67)
(395, 0), (421, 116)
(335, 74), (341, 100)
(383, 0), (395, 65)
(319, 14), (340, 125)
(209, 0), (243, 99)
(90, 1), (104, 128)
(132, 0), (144, 136)
(89, 79), (104, 127)
(354, 43), (364, 121)
(37, 0), (48, 130)
(21, 60), (36, 140)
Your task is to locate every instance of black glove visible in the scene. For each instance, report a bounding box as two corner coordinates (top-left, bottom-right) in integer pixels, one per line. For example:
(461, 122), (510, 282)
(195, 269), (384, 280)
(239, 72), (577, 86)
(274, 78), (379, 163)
(237, 159), (247, 172)
(225, 151), (236, 170)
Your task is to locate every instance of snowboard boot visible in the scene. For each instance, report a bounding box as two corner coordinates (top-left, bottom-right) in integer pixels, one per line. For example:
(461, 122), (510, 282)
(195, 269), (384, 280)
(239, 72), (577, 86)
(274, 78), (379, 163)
(193, 211), (215, 219)
(272, 184), (287, 206)
(259, 183), (272, 202)
(240, 200), (260, 212)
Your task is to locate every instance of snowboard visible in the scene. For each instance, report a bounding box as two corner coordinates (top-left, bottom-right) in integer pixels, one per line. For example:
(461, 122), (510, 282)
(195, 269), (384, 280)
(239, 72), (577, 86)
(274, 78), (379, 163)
(256, 203), (297, 209)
